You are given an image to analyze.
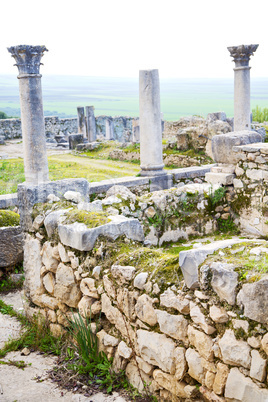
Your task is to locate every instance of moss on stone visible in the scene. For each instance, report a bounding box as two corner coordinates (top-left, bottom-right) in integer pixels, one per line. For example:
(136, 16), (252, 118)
(65, 209), (111, 228)
(0, 209), (20, 227)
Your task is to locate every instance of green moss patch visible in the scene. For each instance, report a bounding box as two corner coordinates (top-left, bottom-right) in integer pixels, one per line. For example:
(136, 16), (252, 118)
(65, 209), (111, 228)
(0, 210), (20, 227)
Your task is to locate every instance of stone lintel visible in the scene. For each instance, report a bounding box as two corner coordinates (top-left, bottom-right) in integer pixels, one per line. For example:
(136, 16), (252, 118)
(7, 45), (48, 75)
(227, 44), (258, 67)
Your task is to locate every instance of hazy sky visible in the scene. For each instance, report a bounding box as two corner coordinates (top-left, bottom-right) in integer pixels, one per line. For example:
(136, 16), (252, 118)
(1, 0), (267, 78)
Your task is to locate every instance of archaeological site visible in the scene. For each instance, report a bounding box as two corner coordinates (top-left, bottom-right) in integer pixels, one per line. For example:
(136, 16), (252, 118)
(0, 43), (268, 402)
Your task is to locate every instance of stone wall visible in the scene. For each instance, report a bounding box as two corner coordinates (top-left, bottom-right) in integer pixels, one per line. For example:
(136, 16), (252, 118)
(19, 181), (268, 401)
(0, 116), (135, 142)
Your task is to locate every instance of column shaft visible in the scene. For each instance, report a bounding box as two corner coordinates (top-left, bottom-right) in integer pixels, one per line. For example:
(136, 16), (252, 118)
(139, 69), (164, 176)
(234, 67), (251, 130)
(85, 106), (96, 142)
(8, 45), (49, 184)
(77, 106), (87, 139)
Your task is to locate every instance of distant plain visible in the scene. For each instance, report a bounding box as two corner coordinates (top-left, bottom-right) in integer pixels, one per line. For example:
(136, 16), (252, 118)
(0, 75), (268, 121)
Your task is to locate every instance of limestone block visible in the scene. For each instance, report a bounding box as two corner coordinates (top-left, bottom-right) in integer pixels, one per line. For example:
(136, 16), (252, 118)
(210, 262), (238, 305)
(32, 294), (58, 310)
(211, 130), (262, 164)
(225, 367), (268, 401)
(190, 302), (216, 335)
(261, 333), (268, 355)
(77, 200), (103, 212)
(111, 264), (136, 284)
(187, 325), (214, 361)
(218, 329), (251, 368)
(213, 363), (229, 395)
(80, 278), (99, 299)
(64, 191), (82, 203)
(50, 323), (65, 338)
(103, 275), (116, 299)
(185, 348), (205, 383)
(133, 272), (148, 290)
(78, 296), (99, 317)
(0, 226), (23, 268)
(57, 242), (70, 263)
(233, 178), (244, 188)
(156, 309), (188, 343)
(44, 210), (67, 238)
(41, 242), (59, 273)
(145, 206), (156, 218)
(101, 195), (121, 205)
(54, 282), (81, 308)
(24, 234), (44, 298)
(205, 371), (216, 390)
(153, 369), (196, 398)
(232, 319), (249, 333)
(209, 305), (229, 323)
(58, 215), (144, 251)
(137, 329), (176, 374)
(101, 293), (135, 340)
(47, 309), (57, 323)
(205, 172), (234, 185)
(136, 356), (154, 375)
(96, 330), (116, 359)
(247, 336), (261, 349)
(179, 239), (243, 289)
(43, 272), (55, 294)
(118, 341), (132, 359)
(117, 288), (138, 320)
(32, 214), (45, 230)
(56, 263), (75, 286)
(174, 347), (187, 380)
(250, 349), (266, 382)
(144, 226), (158, 246)
(160, 288), (190, 314)
(106, 185), (136, 203)
(237, 278), (268, 324)
(135, 294), (157, 326)
(125, 362), (154, 394)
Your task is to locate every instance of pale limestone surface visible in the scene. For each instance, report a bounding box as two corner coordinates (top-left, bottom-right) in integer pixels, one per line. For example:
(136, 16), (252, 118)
(139, 69), (164, 176)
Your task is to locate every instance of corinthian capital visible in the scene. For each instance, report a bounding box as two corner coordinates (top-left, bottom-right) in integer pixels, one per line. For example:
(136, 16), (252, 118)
(227, 44), (258, 67)
(7, 45), (48, 75)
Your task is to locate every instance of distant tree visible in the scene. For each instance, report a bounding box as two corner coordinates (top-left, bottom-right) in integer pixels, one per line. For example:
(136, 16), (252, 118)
(0, 111), (9, 119)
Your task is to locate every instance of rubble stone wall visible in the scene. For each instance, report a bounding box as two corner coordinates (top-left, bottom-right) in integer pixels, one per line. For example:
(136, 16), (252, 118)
(20, 181), (268, 401)
(0, 116), (135, 141)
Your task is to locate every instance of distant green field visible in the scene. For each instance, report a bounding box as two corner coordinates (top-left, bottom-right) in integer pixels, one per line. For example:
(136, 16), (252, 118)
(0, 75), (268, 121)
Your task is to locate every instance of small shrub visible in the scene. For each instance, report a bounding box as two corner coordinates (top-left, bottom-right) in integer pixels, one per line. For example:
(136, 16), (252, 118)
(0, 210), (20, 227)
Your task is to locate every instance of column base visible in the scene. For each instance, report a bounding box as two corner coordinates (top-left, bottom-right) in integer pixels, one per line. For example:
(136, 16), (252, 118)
(139, 163), (165, 177)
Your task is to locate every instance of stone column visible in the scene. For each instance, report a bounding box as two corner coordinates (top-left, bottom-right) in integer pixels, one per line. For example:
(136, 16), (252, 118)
(227, 44), (258, 131)
(85, 106), (96, 142)
(7, 45), (49, 184)
(77, 106), (87, 139)
(106, 118), (114, 140)
(139, 69), (165, 176)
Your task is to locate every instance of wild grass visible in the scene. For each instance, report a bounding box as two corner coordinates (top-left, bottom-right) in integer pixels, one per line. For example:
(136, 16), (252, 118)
(252, 105), (268, 123)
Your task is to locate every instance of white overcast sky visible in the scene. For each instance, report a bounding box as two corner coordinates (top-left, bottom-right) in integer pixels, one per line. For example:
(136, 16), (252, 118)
(1, 0), (267, 78)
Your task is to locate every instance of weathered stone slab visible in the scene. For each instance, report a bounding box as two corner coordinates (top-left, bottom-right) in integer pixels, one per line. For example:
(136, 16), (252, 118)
(18, 178), (89, 230)
(58, 215), (144, 251)
(219, 329), (251, 368)
(0, 226), (23, 268)
(137, 329), (176, 374)
(0, 193), (18, 209)
(211, 130), (262, 164)
(179, 239), (244, 289)
(237, 278), (268, 324)
(225, 367), (268, 401)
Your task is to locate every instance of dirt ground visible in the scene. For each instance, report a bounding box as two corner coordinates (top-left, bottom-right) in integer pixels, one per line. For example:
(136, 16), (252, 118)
(0, 139), (70, 160)
(0, 291), (127, 402)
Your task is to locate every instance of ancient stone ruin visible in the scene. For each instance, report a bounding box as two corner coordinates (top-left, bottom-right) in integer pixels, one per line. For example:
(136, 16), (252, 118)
(1, 43), (268, 402)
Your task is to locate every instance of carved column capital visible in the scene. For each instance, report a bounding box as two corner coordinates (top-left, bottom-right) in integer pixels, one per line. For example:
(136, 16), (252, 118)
(227, 44), (258, 68)
(7, 45), (48, 75)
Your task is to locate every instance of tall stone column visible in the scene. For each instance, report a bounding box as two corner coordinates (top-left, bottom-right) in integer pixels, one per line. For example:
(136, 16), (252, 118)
(85, 106), (96, 142)
(106, 118), (114, 140)
(139, 69), (165, 176)
(8, 45), (49, 184)
(227, 44), (258, 131)
(77, 106), (87, 139)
